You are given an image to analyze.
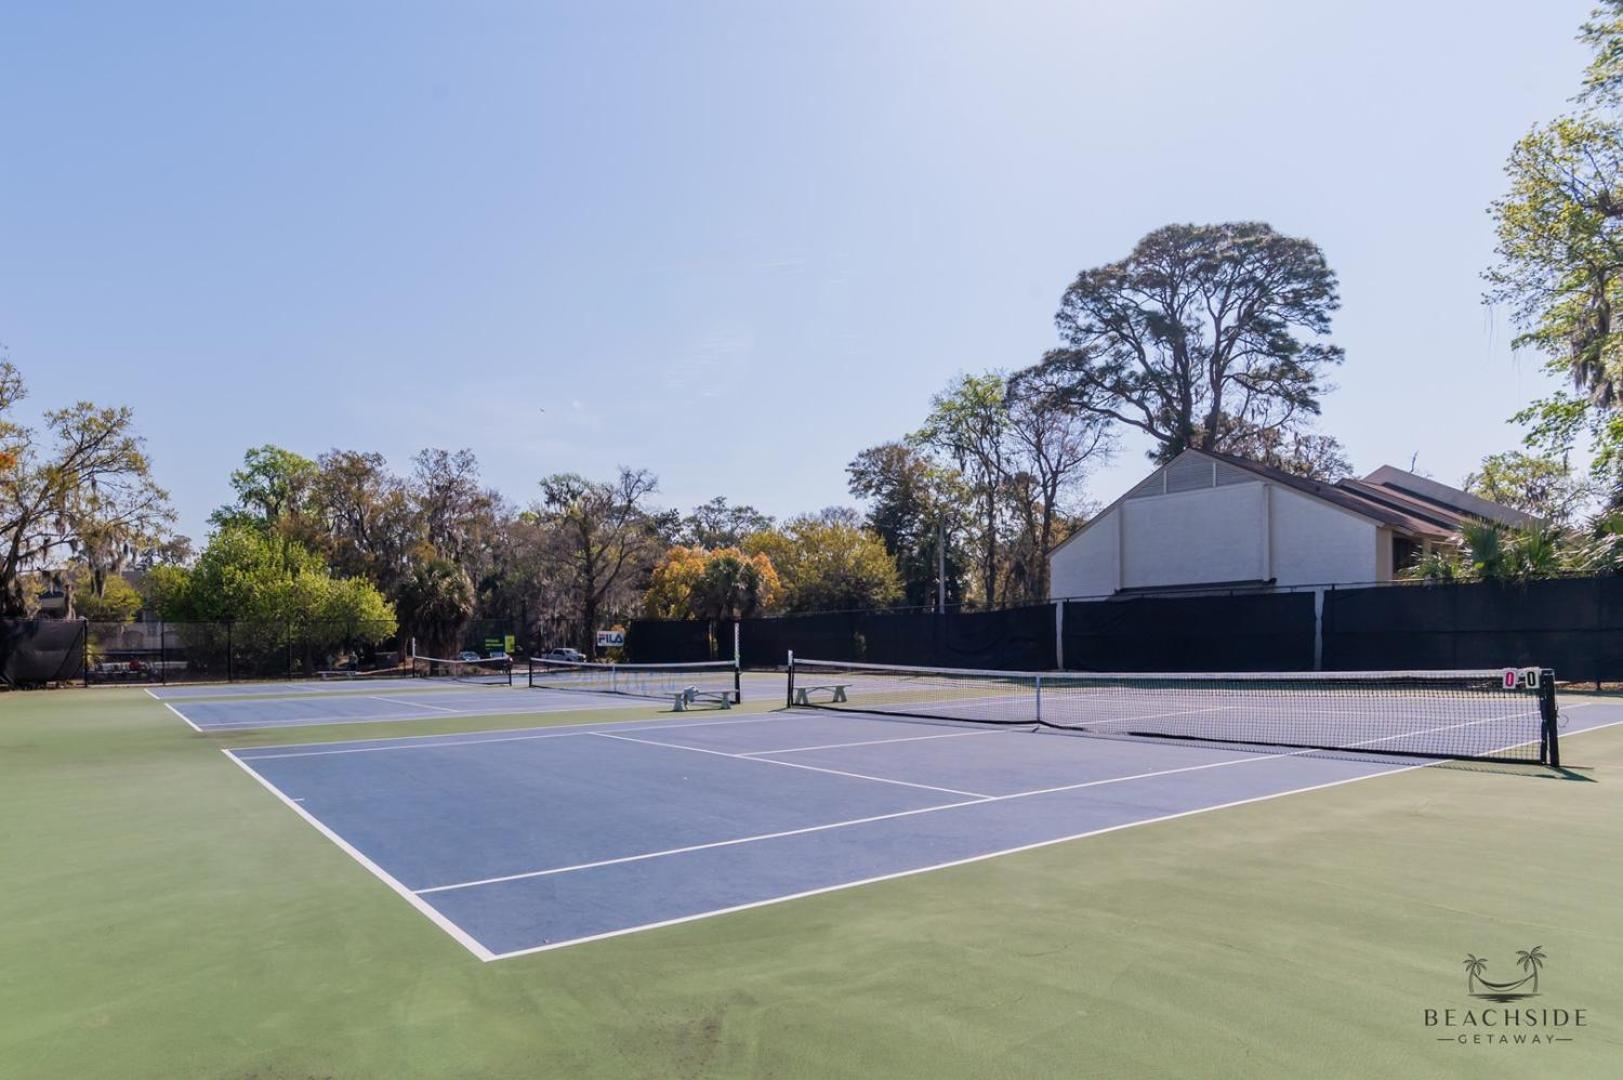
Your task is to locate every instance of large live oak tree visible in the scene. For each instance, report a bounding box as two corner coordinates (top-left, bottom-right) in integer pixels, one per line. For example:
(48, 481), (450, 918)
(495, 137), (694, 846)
(1020, 222), (1343, 463)
(0, 361), (175, 615)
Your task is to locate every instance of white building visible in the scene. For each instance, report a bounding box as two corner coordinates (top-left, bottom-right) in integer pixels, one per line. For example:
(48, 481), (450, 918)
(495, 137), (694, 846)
(1049, 449), (1536, 600)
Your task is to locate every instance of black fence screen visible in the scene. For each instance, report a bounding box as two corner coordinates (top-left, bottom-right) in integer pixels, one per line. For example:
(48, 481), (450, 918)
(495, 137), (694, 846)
(860, 605), (1056, 670)
(1323, 577), (1623, 682)
(624, 619), (715, 663)
(1, 619), (87, 686)
(0, 618), (434, 686)
(738, 612), (863, 668)
(631, 606), (1058, 671)
(1063, 592), (1317, 672)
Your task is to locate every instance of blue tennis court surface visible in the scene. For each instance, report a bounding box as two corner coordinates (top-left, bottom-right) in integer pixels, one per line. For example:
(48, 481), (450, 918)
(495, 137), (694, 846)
(223, 700), (1623, 961)
(149, 677), (437, 700)
(167, 684), (640, 731)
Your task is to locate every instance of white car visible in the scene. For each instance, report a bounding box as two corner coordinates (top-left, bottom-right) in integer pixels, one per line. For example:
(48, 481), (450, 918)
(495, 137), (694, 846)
(540, 648), (587, 663)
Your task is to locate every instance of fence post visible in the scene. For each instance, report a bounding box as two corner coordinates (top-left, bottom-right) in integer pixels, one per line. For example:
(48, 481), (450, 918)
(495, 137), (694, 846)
(159, 620), (167, 685)
(287, 622), (294, 680)
(81, 618), (89, 688)
(227, 621), (234, 683)
(1054, 601), (1064, 671)
(1313, 588), (1326, 672)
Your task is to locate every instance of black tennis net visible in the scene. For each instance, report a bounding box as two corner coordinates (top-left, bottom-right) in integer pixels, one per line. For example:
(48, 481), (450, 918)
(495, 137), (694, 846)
(787, 657), (1561, 765)
(410, 654), (513, 686)
(529, 658), (741, 703)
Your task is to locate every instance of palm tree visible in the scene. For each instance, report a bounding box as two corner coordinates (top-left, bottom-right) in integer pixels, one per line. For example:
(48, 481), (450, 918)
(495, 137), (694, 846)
(1460, 521), (1512, 581)
(395, 556), (475, 658)
(1516, 947), (1547, 993)
(1463, 954), (1488, 992)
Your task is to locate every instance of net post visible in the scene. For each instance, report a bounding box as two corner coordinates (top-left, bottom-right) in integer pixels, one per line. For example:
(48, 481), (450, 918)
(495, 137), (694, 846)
(1034, 674), (1042, 725)
(786, 650), (795, 709)
(1539, 668), (1560, 768)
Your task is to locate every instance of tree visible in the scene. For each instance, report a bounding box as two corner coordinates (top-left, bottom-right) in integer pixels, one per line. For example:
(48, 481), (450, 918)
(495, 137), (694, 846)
(644, 545), (780, 619)
(846, 441), (968, 608)
(1002, 372), (1115, 601)
(1516, 946), (1547, 993)
(72, 572), (142, 622)
(314, 449), (418, 594)
(1465, 451), (1593, 525)
(412, 448), (500, 568)
(1025, 222), (1343, 462)
(152, 525), (397, 668)
(913, 373), (1012, 607)
(394, 556), (475, 659)
(744, 513), (902, 613)
(643, 546), (711, 618)
(209, 444), (323, 571)
(0, 362), (177, 615)
(535, 468), (662, 655)
(1487, 5), (1623, 505)
(679, 497), (775, 550)
(1218, 427), (1353, 481)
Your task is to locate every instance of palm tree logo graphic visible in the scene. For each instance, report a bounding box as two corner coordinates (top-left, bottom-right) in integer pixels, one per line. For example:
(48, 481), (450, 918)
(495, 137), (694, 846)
(1464, 947), (1545, 1001)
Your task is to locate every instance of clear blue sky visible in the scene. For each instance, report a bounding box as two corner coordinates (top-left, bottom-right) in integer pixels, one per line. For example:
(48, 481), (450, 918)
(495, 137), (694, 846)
(0, 1), (1596, 545)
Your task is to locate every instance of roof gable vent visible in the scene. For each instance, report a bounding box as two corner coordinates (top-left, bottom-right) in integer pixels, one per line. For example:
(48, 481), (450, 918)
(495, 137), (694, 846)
(1164, 455), (1215, 494)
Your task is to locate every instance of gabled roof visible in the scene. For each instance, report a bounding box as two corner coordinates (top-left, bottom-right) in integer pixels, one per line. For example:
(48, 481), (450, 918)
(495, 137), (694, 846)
(1197, 450), (1457, 539)
(1358, 465), (1540, 529)
(1050, 447), (1533, 561)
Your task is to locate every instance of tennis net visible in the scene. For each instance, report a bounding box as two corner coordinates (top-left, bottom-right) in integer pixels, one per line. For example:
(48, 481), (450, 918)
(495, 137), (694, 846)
(410, 654), (513, 686)
(787, 657), (1561, 765)
(529, 658), (742, 703)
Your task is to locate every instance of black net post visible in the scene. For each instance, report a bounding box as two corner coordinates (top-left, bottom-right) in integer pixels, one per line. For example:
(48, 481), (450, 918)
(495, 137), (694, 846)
(785, 650), (795, 708)
(1540, 668), (1560, 768)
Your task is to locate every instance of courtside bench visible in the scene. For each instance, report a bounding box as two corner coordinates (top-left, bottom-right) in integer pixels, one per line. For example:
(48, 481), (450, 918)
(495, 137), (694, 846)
(793, 683), (849, 706)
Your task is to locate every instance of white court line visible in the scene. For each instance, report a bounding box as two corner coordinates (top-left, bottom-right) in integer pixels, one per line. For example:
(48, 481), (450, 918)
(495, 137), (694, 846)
(222, 750), (495, 962)
(483, 757), (1420, 961)
(737, 727), (1016, 756)
(234, 712), (801, 761)
(184, 698), (615, 732)
(143, 687), (161, 701)
(417, 743), (1304, 896)
(164, 702), (202, 733)
(485, 708), (1623, 960)
(368, 695), (459, 713)
(592, 731), (994, 799)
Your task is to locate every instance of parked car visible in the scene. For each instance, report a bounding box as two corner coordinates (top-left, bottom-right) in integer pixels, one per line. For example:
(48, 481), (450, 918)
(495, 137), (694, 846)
(539, 648), (586, 663)
(456, 650), (481, 662)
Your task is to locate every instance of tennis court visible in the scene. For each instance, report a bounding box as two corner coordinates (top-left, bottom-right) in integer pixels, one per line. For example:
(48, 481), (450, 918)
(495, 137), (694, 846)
(159, 656), (767, 731)
(226, 678), (1623, 960)
(163, 683), (659, 731)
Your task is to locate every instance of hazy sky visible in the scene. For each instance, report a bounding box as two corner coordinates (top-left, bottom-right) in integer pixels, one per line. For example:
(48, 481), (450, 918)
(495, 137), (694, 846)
(0, 1), (1597, 544)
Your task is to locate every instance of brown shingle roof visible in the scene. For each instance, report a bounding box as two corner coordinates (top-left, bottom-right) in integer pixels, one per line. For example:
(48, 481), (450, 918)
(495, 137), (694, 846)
(1197, 449), (1457, 539)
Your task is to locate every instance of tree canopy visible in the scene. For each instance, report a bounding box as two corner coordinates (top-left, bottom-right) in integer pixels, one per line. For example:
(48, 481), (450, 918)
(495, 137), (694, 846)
(0, 361), (176, 615)
(1020, 222), (1343, 466)
(1486, 2), (1623, 506)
